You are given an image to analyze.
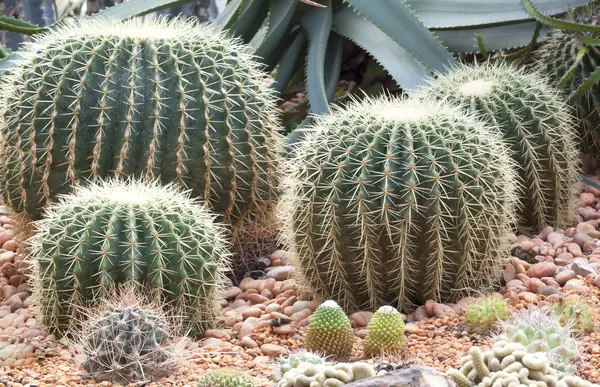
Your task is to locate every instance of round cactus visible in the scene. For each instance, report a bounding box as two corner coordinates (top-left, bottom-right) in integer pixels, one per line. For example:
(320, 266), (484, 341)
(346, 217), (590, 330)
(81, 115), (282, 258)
(535, 2), (600, 170)
(0, 17), (282, 260)
(198, 370), (255, 387)
(421, 61), (579, 233)
(363, 305), (405, 358)
(274, 350), (331, 381)
(280, 95), (518, 313)
(465, 297), (510, 331)
(305, 300), (355, 359)
(553, 300), (595, 334)
(28, 178), (228, 337)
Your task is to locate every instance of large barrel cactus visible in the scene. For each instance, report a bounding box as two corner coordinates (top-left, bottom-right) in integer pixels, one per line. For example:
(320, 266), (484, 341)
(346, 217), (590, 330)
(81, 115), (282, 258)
(0, 17), (282, 257)
(280, 96), (518, 313)
(535, 2), (600, 170)
(422, 62), (579, 233)
(28, 178), (229, 337)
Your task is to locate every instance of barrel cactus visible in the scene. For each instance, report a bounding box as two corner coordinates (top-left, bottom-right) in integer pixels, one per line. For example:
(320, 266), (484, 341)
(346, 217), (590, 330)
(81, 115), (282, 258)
(305, 300), (355, 359)
(553, 299), (595, 334)
(421, 62), (579, 233)
(28, 178), (228, 337)
(363, 305), (405, 358)
(280, 96), (518, 313)
(465, 297), (510, 332)
(0, 17), (282, 261)
(535, 2), (600, 170)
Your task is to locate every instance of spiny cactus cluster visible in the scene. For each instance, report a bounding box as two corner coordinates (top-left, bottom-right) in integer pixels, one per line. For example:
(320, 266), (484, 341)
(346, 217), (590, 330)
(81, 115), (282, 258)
(198, 369), (255, 387)
(273, 350), (332, 382)
(535, 2), (600, 169)
(305, 301), (355, 359)
(280, 95), (518, 313)
(28, 178), (229, 337)
(73, 291), (188, 384)
(465, 297), (510, 332)
(553, 299), (595, 334)
(363, 305), (406, 358)
(422, 61), (579, 233)
(447, 341), (594, 387)
(0, 16), (282, 260)
(276, 361), (376, 387)
(495, 307), (579, 373)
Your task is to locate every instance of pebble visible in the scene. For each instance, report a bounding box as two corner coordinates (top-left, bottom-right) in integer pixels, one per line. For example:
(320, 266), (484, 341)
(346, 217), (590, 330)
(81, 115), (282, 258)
(241, 307), (262, 320)
(572, 258), (598, 277)
(260, 343), (285, 356)
(203, 329), (231, 341)
(526, 261), (556, 278)
(221, 287), (242, 300)
(241, 336), (259, 348)
(272, 324), (293, 335)
(432, 303), (455, 318)
(564, 278), (587, 292)
(266, 266), (295, 281)
(555, 269), (577, 285)
(0, 251), (14, 265)
(350, 311), (373, 327)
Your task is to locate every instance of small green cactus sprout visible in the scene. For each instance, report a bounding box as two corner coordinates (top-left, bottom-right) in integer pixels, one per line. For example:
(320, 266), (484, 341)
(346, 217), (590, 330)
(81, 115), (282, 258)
(72, 291), (188, 384)
(495, 307), (579, 373)
(464, 296), (510, 332)
(28, 178), (229, 337)
(198, 369), (254, 387)
(363, 305), (406, 358)
(273, 350), (331, 382)
(421, 61), (579, 233)
(305, 300), (355, 359)
(554, 299), (595, 334)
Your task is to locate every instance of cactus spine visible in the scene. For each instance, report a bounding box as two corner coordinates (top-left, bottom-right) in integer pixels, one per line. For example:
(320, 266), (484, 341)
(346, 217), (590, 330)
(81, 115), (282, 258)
(0, 17), (282, 259)
(280, 96), (518, 312)
(363, 305), (406, 358)
(421, 62), (579, 233)
(28, 178), (229, 337)
(305, 300), (355, 359)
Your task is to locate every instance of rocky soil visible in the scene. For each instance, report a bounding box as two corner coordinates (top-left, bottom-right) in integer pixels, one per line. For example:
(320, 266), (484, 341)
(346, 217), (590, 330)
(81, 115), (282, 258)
(1, 180), (600, 386)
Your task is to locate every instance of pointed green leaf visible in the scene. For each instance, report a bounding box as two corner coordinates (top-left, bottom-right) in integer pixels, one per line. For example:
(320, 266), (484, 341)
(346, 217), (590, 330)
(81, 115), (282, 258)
(0, 52), (19, 75)
(343, 0), (456, 72)
(215, 0), (244, 30)
(521, 0), (600, 33)
(300, 0), (332, 114)
(568, 65), (600, 104)
(332, 6), (430, 91)
(579, 173), (600, 191)
(228, 0), (270, 43)
(91, 0), (199, 19)
(324, 32), (343, 102)
(0, 16), (45, 34)
(253, 0), (298, 61)
(273, 32), (306, 94)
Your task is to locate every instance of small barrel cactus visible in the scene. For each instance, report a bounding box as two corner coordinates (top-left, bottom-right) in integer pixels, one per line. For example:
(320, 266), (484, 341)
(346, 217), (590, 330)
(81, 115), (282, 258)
(0, 16), (282, 261)
(495, 307), (579, 373)
(363, 305), (405, 358)
(28, 178), (228, 337)
(280, 95), (518, 312)
(74, 292), (187, 384)
(198, 370), (255, 387)
(465, 297), (510, 332)
(553, 299), (595, 334)
(305, 300), (355, 359)
(421, 61), (579, 233)
(535, 2), (600, 170)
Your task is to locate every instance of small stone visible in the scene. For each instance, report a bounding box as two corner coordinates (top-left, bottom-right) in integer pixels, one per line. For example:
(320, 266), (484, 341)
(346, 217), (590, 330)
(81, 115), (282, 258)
(272, 324), (293, 335)
(572, 258), (598, 278)
(526, 261), (556, 278)
(432, 303), (456, 318)
(201, 338), (226, 348)
(241, 336), (259, 349)
(1, 240), (17, 252)
(414, 306), (429, 321)
(564, 278), (587, 293)
(271, 250), (292, 266)
(265, 304), (282, 314)
(538, 286), (562, 297)
(594, 275), (600, 288)
(350, 311), (373, 327)
(290, 309), (311, 322)
(239, 278), (260, 291)
(2, 285), (17, 301)
(518, 292), (539, 303)
(404, 323), (419, 334)
(260, 343), (285, 356)
(576, 222), (600, 238)
(555, 269), (577, 286)
(356, 329), (368, 339)
(291, 301), (311, 314)
(248, 293), (269, 305)
(241, 307), (262, 320)
(203, 329), (231, 341)
(0, 230), (14, 246)
(239, 317), (259, 338)
(520, 240), (534, 251)
(503, 263), (516, 282)
(221, 287), (241, 300)
(525, 278), (545, 293)
(573, 233), (593, 248)
(547, 232), (565, 246)
(266, 266), (295, 281)
(0, 313), (15, 329)
(424, 299), (435, 316)
(0, 251), (14, 265)
(538, 226), (554, 241)
(580, 192), (596, 206)
(566, 243), (583, 257)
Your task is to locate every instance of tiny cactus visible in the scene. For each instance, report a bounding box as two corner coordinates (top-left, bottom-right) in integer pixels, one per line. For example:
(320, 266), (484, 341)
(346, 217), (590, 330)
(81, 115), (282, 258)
(363, 305), (406, 358)
(305, 300), (355, 359)
(198, 370), (255, 387)
(28, 178), (229, 337)
(553, 299), (595, 334)
(421, 61), (579, 233)
(276, 361), (376, 387)
(464, 297), (510, 332)
(280, 95), (518, 312)
(273, 350), (331, 381)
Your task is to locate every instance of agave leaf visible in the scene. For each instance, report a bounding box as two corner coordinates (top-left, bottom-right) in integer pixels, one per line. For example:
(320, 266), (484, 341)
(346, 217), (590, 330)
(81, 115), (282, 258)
(0, 52), (18, 75)
(215, 0), (244, 29)
(273, 31), (306, 94)
(228, 0), (270, 42)
(521, 0), (600, 33)
(90, 0), (199, 19)
(324, 31), (343, 102)
(0, 15), (45, 34)
(332, 6), (430, 92)
(568, 65), (600, 104)
(253, 0), (298, 61)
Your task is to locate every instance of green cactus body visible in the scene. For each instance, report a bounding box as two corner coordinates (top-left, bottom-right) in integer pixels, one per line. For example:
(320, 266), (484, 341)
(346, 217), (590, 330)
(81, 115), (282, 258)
(280, 96), (518, 312)
(274, 350), (331, 381)
(535, 2), (600, 170)
(465, 297), (510, 331)
(363, 305), (405, 358)
(553, 300), (595, 334)
(82, 305), (172, 384)
(422, 62), (579, 233)
(198, 370), (255, 387)
(0, 17), (282, 255)
(305, 300), (355, 358)
(28, 178), (228, 337)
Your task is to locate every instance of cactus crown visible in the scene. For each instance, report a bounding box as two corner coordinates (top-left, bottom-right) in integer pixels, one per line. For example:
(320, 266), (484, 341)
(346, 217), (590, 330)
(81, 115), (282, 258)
(28, 178), (229, 337)
(280, 95), (518, 313)
(421, 61), (579, 233)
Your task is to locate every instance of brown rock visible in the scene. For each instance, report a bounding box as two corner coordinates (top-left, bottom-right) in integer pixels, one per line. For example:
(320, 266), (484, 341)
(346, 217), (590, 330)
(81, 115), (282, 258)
(1, 240), (17, 252)
(503, 263), (516, 282)
(580, 192), (596, 206)
(404, 323), (419, 334)
(547, 232), (565, 246)
(564, 279), (587, 293)
(239, 317), (259, 338)
(0, 252), (14, 265)
(260, 343), (285, 356)
(432, 303), (455, 318)
(240, 277), (260, 291)
(241, 336), (258, 348)
(356, 329), (368, 339)
(266, 266), (295, 281)
(414, 306), (429, 321)
(265, 303), (282, 314)
(538, 286), (561, 297)
(201, 338), (227, 348)
(2, 285), (17, 301)
(526, 261), (556, 278)
(566, 243), (583, 257)
(350, 311), (373, 327)
(248, 293), (269, 305)
(424, 300), (435, 316)
(221, 287), (241, 300)
(290, 309), (311, 322)
(538, 226), (554, 241)
(0, 230), (14, 246)
(518, 292), (539, 303)
(272, 324), (293, 335)
(203, 329), (231, 341)
(525, 278), (544, 293)
(241, 307), (262, 320)
(555, 269), (577, 286)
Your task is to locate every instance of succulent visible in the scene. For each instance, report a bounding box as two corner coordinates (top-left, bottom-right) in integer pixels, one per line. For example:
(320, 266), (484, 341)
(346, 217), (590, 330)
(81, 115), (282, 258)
(73, 291), (187, 384)
(273, 350), (332, 382)
(28, 178), (228, 337)
(465, 297), (510, 332)
(363, 305), (406, 358)
(553, 300), (595, 334)
(0, 16), (282, 262)
(446, 340), (594, 387)
(421, 61), (579, 233)
(495, 307), (579, 373)
(198, 369), (254, 387)
(535, 2), (600, 170)
(305, 300), (355, 359)
(279, 95), (518, 313)
(276, 361), (376, 387)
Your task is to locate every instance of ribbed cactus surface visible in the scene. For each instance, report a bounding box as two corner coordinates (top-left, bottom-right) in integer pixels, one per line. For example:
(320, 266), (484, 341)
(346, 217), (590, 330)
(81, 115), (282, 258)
(304, 300), (355, 359)
(536, 2), (600, 169)
(280, 96), (517, 313)
(422, 62), (579, 233)
(363, 305), (405, 358)
(0, 17), (281, 246)
(28, 179), (228, 337)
